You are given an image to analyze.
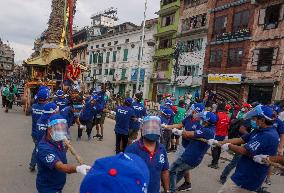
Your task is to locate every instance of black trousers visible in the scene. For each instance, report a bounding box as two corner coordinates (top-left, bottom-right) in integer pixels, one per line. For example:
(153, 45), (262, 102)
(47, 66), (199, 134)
(79, 119), (93, 137)
(2, 96), (6, 107)
(115, 132), (129, 154)
(211, 146), (222, 165)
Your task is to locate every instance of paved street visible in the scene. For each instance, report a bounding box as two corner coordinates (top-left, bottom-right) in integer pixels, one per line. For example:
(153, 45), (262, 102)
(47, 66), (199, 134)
(0, 105), (283, 193)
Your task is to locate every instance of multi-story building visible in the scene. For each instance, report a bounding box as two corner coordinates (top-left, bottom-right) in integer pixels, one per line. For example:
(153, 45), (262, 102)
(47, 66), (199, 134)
(175, 0), (208, 99)
(0, 38), (15, 78)
(87, 18), (157, 97)
(204, 0), (255, 104)
(150, 0), (181, 101)
(243, 0), (284, 104)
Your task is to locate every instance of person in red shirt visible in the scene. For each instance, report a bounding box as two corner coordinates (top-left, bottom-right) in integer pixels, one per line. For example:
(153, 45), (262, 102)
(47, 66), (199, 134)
(63, 58), (81, 91)
(208, 102), (231, 169)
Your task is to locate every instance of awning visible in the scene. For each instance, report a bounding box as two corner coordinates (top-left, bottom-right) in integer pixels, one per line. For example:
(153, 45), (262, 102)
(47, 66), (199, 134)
(154, 30), (176, 38)
(156, 5), (179, 16)
(24, 48), (70, 66)
(243, 78), (277, 84)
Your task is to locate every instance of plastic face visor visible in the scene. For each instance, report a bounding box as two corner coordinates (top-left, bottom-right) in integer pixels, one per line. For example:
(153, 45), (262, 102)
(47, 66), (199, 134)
(243, 105), (273, 121)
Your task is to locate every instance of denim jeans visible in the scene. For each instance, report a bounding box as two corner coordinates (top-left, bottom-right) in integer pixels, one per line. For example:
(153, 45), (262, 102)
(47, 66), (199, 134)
(169, 158), (195, 192)
(29, 137), (38, 167)
(220, 154), (241, 181)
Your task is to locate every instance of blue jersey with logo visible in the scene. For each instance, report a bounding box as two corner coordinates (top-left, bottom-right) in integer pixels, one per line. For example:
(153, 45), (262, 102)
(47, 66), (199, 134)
(96, 92), (107, 112)
(181, 116), (202, 148)
(36, 118), (49, 142)
(31, 103), (45, 138)
(182, 126), (215, 167)
(54, 97), (69, 111)
(125, 139), (169, 193)
(36, 137), (67, 193)
(79, 101), (97, 122)
(130, 102), (147, 130)
(231, 127), (279, 191)
(114, 105), (135, 135)
(60, 106), (75, 128)
(273, 118), (284, 136)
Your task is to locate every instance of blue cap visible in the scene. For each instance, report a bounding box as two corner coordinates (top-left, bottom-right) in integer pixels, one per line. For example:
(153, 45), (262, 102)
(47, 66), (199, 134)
(165, 100), (173, 106)
(272, 104), (281, 114)
(42, 102), (58, 119)
(201, 111), (218, 124)
(37, 89), (50, 100)
(125, 97), (133, 104)
(259, 105), (274, 120)
(56, 90), (64, 97)
(161, 106), (174, 117)
(90, 94), (99, 101)
(191, 103), (205, 113)
(80, 153), (149, 193)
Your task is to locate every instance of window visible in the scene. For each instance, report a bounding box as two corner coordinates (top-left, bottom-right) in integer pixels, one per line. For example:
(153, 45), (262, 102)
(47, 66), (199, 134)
(106, 52), (110, 63)
(90, 46), (93, 49)
(159, 37), (172, 49)
(109, 69), (115, 75)
(104, 69), (109, 75)
(113, 51), (117, 62)
(162, 14), (175, 27)
(209, 49), (222, 67)
(257, 48), (275, 72)
(96, 45), (99, 48)
(123, 49), (128, 61)
(114, 41), (118, 45)
(93, 53), (98, 64)
(213, 16), (227, 36)
(101, 44), (104, 47)
(264, 5), (282, 29)
(228, 48), (243, 67)
(184, 0), (207, 7)
(162, 0), (177, 6)
(125, 39), (129, 43)
(156, 60), (169, 71)
(98, 53), (103, 64)
(186, 39), (203, 52)
(179, 65), (198, 76)
(233, 10), (250, 31)
(98, 69), (102, 75)
(108, 42), (111, 46)
(182, 13), (207, 32)
(89, 53), (93, 64)
(121, 69), (127, 80)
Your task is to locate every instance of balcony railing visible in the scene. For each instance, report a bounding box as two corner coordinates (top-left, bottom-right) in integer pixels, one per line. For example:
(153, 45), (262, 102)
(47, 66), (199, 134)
(216, 28), (251, 42)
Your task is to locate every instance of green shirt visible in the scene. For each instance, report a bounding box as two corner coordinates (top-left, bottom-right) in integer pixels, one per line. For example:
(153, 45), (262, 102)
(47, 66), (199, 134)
(173, 107), (186, 124)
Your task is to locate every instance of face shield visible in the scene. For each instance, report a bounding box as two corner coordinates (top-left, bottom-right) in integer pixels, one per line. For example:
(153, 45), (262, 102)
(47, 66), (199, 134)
(243, 105), (273, 121)
(49, 119), (68, 142)
(141, 116), (161, 141)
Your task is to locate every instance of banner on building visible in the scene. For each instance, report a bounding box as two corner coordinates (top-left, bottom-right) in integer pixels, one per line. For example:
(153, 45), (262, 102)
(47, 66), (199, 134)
(208, 74), (242, 84)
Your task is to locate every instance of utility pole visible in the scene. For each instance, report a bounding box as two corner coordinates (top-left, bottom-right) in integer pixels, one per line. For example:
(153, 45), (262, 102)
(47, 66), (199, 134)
(173, 43), (181, 96)
(136, 0), (148, 93)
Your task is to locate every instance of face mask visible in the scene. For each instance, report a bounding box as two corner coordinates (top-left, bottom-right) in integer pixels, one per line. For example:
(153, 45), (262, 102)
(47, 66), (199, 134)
(51, 131), (66, 142)
(74, 112), (80, 116)
(143, 134), (160, 142)
(250, 120), (259, 129)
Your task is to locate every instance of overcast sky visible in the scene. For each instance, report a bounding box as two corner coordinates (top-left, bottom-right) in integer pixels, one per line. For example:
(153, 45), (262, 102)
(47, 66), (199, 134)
(0, 0), (159, 64)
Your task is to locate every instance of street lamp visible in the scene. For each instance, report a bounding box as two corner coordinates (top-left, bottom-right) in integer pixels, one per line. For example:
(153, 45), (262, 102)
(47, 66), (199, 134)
(136, 0), (148, 93)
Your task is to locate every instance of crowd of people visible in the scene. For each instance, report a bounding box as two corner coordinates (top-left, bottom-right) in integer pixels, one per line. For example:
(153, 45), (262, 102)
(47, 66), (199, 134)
(25, 77), (284, 193)
(11, 58), (282, 193)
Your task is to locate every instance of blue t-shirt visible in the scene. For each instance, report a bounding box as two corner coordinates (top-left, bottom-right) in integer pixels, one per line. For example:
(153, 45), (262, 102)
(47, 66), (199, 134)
(79, 101), (97, 122)
(36, 137), (67, 193)
(36, 118), (49, 142)
(181, 116), (202, 148)
(96, 92), (107, 112)
(130, 102), (147, 130)
(125, 139), (169, 193)
(54, 97), (69, 111)
(231, 127), (279, 191)
(114, 106), (135, 135)
(182, 126), (215, 167)
(31, 103), (45, 138)
(273, 118), (284, 136)
(60, 106), (75, 128)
